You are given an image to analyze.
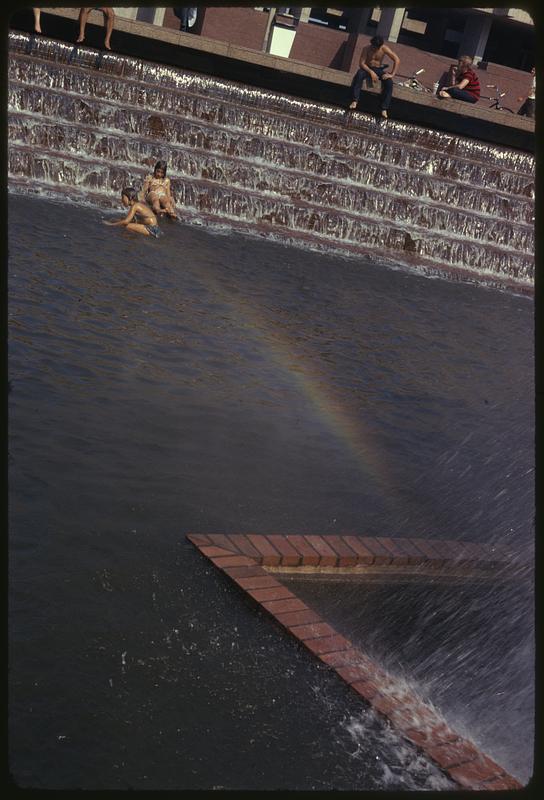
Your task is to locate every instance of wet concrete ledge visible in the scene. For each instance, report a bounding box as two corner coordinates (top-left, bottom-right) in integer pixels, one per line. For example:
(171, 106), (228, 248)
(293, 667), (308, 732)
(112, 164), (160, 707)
(10, 8), (534, 153)
(187, 532), (523, 790)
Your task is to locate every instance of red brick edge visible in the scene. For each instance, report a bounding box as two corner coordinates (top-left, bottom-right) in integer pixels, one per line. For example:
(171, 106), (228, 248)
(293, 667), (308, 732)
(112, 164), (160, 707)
(187, 533), (522, 791)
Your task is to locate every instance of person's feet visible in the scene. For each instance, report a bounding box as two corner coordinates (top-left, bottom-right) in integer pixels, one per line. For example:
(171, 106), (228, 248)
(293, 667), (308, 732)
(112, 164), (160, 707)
(348, 100), (357, 110)
(380, 109), (388, 119)
(104, 39), (111, 50)
(76, 35), (84, 43)
(439, 90), (450, 98)
(34, 24), (41, 33)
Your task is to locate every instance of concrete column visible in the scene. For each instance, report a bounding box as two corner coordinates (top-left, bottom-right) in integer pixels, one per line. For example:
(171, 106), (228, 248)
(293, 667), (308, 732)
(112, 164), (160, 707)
(298, 8), (311, 24)
(376, 7), (406, 42)
(458, 13), (493, 61)
(346, 7), (373, 34)
(153, 8), (167, 27)
(111, 8), (138, 21)
(341, 8), (374, 72)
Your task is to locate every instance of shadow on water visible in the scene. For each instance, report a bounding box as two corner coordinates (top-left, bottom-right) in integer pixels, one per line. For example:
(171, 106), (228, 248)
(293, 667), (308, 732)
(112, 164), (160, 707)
(8, 194), (533, 789)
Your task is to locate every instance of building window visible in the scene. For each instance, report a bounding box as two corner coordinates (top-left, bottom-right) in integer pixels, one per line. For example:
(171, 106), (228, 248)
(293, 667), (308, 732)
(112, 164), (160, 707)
(307, 8), (349, 30)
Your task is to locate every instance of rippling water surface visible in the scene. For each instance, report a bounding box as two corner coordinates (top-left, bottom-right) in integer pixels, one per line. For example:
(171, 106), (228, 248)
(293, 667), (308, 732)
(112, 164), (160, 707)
(8, 194), (533, 789)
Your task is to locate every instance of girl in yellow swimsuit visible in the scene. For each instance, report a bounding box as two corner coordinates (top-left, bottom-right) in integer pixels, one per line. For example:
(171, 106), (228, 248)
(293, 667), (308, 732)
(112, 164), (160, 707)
(141, 160), (177, 219)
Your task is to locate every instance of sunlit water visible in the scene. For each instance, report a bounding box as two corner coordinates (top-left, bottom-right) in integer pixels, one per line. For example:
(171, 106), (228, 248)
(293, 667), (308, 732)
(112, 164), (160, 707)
(8, 194), (533, 789)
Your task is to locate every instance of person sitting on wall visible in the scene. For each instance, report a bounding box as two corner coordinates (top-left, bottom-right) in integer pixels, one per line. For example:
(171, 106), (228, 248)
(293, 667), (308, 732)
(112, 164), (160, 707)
(517, 66), (535, 118)
(435, 63), (457, 95)
(348, 35), (401, 120)
(76, 7), (115, 51)
(438, 55), (480, 103)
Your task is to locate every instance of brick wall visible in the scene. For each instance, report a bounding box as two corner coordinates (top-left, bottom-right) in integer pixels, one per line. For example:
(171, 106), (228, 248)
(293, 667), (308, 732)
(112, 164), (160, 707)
(198, 7), (269, 52)
(289, 24), (349, 70)
(162, 7), (181, 31)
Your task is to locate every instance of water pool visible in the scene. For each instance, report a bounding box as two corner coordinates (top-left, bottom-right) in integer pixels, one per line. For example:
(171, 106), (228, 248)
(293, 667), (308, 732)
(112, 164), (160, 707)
(8, 193), (533, 789)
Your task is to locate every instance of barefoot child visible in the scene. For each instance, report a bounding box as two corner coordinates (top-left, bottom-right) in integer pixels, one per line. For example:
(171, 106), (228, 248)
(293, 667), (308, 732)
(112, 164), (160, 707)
(141, 161), (177, 219)
(103, 187), (163, 237)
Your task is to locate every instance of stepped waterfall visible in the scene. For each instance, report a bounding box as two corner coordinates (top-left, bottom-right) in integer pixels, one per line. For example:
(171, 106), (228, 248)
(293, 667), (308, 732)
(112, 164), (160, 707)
(8, 32), (535, 291)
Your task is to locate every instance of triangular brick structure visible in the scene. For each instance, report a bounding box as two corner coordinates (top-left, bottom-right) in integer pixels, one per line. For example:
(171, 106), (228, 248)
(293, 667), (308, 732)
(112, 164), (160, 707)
(188, 533), (522, 791)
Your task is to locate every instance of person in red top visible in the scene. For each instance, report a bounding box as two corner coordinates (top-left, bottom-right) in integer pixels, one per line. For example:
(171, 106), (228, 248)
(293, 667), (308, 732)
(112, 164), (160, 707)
(439, 55), (480, 103)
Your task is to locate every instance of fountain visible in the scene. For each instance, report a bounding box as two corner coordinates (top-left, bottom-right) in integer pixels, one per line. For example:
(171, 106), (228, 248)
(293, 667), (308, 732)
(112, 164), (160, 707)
(8, 31), (534, 292)
(8, 28), (534, 791)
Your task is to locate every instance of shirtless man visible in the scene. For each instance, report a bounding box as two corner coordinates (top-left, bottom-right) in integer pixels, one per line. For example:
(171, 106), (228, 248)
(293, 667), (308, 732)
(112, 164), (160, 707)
(103, 187), (163, 237)
(349, 35), (400, 119)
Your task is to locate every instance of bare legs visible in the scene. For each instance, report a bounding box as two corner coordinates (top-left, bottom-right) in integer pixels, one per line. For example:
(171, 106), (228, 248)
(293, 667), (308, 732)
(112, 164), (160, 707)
(103, 8), (114, 50)
(32, 8), (41, 33)
(77, 7), (114, 50)
(125, 223), (151, 235)
(147, 192), (177, 220)
(76, 8), (90, 43)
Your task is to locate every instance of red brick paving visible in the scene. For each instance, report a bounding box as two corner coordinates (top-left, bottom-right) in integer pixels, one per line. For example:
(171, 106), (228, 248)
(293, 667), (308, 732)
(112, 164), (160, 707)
(266, 535), (301, 566)
(186, 533), (212, 547)
(326, 537), (359, 566)
(187, 532), (521, 790)
(222, 565), (269, 579)
(207, 533), (235, 551)
(284, 534), (321, 566)
(341, 535), (375, 564)
(210, 554), (255, 568)
(261, 597), (308, 614)
(318, 647), (368, 667)
(378, 536), (411, 565)
(387, 537), (428, 565)
(303, 535), (338, 566)
(227, 534), (262, 559)
(200, 545), (238, 559)
(351, 680), (381, 701)
(410, 538), (446, 567)
(246, 585), (294, 603)
(336, 664), (378, 684)
(302, 634), (352, 655)
(234, 575), (281, 590)
(425, 739), (483, 769)
(246, 534), (282, 566)
(274, 608), (322, 627)
(289, 621), (336, 640)
(360, 537), (393, 565)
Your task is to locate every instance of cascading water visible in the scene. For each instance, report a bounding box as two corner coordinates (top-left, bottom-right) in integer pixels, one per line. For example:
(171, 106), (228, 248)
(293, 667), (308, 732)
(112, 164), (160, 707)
(8, 31), (534, 290)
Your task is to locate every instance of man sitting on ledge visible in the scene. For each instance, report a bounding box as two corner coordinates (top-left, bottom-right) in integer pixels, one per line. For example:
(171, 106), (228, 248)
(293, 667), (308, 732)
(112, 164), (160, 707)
(439, 55), (480, 103)
(349, 35), (400, 120)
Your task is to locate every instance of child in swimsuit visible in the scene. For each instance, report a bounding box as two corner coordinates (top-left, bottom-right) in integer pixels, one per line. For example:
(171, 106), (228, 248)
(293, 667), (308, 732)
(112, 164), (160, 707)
(103, 186), (163, 237)
(141, 160), (177, 219)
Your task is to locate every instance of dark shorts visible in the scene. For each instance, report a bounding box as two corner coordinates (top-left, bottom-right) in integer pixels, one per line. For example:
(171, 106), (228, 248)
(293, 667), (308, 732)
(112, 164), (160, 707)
(145, 224), (163, 238)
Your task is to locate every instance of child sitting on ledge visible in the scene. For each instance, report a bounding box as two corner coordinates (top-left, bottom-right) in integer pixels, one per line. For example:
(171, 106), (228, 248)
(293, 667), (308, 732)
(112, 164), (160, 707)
(141, 160), (178, 220)
(103, 187), (163, 237)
